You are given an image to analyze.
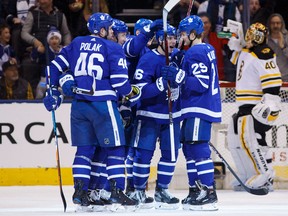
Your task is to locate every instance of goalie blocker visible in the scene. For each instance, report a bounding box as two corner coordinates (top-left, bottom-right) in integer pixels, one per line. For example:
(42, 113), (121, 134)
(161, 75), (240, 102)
(227, 93), (281, 190)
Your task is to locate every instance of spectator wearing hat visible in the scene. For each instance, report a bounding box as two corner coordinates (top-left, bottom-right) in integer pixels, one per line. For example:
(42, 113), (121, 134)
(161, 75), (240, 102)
(33, 28), (63, 99)
(0, 61), (34, 99)
(0, 23), (17, 78)
(20, 0), (71, 97)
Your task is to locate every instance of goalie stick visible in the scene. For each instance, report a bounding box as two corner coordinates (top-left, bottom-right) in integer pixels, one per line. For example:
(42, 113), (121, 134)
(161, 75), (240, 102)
(209, 142), (269, 196)
(163, 0), (180, 162)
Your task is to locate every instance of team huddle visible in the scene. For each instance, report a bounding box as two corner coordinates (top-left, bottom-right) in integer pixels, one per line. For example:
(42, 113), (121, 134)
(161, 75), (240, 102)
(42, 7), (282, 213)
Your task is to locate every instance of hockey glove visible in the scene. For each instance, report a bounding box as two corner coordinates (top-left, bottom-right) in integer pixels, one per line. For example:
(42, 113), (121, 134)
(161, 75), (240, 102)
(171, 50), (185, 68)
(119, 105), (132, 128)
(161, 65), (186, 86)
(123, 85), (142, 107)
(141, 19), (163, 39)
(43, 87), (63, 111)
(59, 73), (76, 97)
(228, 36), (242, 51)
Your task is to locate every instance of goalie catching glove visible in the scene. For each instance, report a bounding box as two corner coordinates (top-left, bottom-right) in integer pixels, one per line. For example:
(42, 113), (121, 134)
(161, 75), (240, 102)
(59, 73), (76, 97)
(251, 93), (281, 126)
(43, 87), (64, 111)
(123, 84), (142, 107)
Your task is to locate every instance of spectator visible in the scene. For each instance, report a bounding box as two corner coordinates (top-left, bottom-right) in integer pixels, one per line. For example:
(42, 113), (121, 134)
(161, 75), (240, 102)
(198, 0), (241, 33)
(249, 0), (275, 25)
(21, 0), (71, 52)
(0, 61), (34, 99)
(33, 27), (63, 99)
(5, 0), (36, 61)
(169, 0), (205, 26)
(73, 0), (110, 37)
(199, 12), (226, 80)
(20, 0), (71, 96)
(0, 24), (17, 77)
(68, 0), (85, 38)
(0, 0), (9, 25)
(267, 13), (288, 82)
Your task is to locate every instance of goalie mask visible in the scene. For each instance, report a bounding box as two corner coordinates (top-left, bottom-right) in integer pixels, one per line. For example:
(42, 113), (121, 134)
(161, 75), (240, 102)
(251, 94), (281, 126)
(245, 22), (267, 46)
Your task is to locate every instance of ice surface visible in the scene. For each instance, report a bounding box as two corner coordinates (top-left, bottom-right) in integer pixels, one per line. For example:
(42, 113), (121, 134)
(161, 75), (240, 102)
(0, 186), (287, 216)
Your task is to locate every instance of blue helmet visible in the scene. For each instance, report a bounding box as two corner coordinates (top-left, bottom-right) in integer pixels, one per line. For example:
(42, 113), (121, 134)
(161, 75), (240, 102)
(134, 18), (153, 35)
(87, 12), (113, 34)
(178, 15), (204, 36)
(112, 19), (128, 36)
(156, 24), (177, 41)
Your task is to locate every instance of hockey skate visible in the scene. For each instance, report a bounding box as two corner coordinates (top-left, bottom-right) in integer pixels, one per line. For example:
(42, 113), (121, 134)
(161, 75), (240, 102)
(108, 180), (138, 212)
(129, 189), (154, 209)
(125, 181), (135, 197)
(182, 181), (218, 211)
(72, 180), (92, 212)
(88, 189), (106, 212)
(154, 187), (180, 209)
(99, 189), (112, 205)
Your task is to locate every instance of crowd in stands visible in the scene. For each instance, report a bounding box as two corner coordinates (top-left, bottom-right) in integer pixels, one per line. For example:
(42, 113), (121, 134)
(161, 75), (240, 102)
(0, 0), (288, 100)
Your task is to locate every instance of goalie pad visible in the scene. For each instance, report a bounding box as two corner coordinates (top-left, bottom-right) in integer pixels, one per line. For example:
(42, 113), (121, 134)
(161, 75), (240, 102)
(227, 114), (251, 183)
(251, 93), (281, 126)
(227, 114), (273, 188)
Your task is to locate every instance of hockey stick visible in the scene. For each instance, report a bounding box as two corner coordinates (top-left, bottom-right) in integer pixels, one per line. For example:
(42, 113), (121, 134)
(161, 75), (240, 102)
(163, 0), (180, 162)
(186, 0), (195, 17)
(45, 43), (67, 212)
(209, 142), (269, 196)
(72, 86), (94, 95)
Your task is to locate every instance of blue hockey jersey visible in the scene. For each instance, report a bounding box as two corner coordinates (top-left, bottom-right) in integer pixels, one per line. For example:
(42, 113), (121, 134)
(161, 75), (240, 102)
(123, 33), (151, 82)
(47, 35), (132, 101)
(133, 49), (182, 124)
(181, 43), (222, 123)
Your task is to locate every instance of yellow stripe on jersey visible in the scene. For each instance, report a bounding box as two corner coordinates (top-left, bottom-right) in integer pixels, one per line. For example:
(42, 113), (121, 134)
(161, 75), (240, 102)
(236, 90), (263, 94)
(240, 116), (260, 174)
(260, 72), (282, 81)
(236, 90), (262, 102)
(262, 80), (283, 88)
(231, 51), (240, 65)
(260, 73), (282, 88)
(236, 97), (262, 101)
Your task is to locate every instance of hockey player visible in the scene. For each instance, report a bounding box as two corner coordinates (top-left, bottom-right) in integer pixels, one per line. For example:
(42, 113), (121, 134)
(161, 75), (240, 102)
(227, 22), (282, 191)
(178, 15), (222, 211)
(128, 24), (185, 209)
(111, 18), (129, 46)
(121, 18), (163, 195)
(85, 18), (130, 203)
(43, 12), (141, 211)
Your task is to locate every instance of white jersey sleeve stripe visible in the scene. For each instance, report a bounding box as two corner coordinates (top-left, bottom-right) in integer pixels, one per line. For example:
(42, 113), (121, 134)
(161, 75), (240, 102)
(58, 55), (69, 67)
(110, 74), (129, 79)
(51, 60), (63, 72)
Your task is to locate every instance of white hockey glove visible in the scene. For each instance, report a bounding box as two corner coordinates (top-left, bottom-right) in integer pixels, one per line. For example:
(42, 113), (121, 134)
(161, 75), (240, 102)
(228, 36), (243, 52)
